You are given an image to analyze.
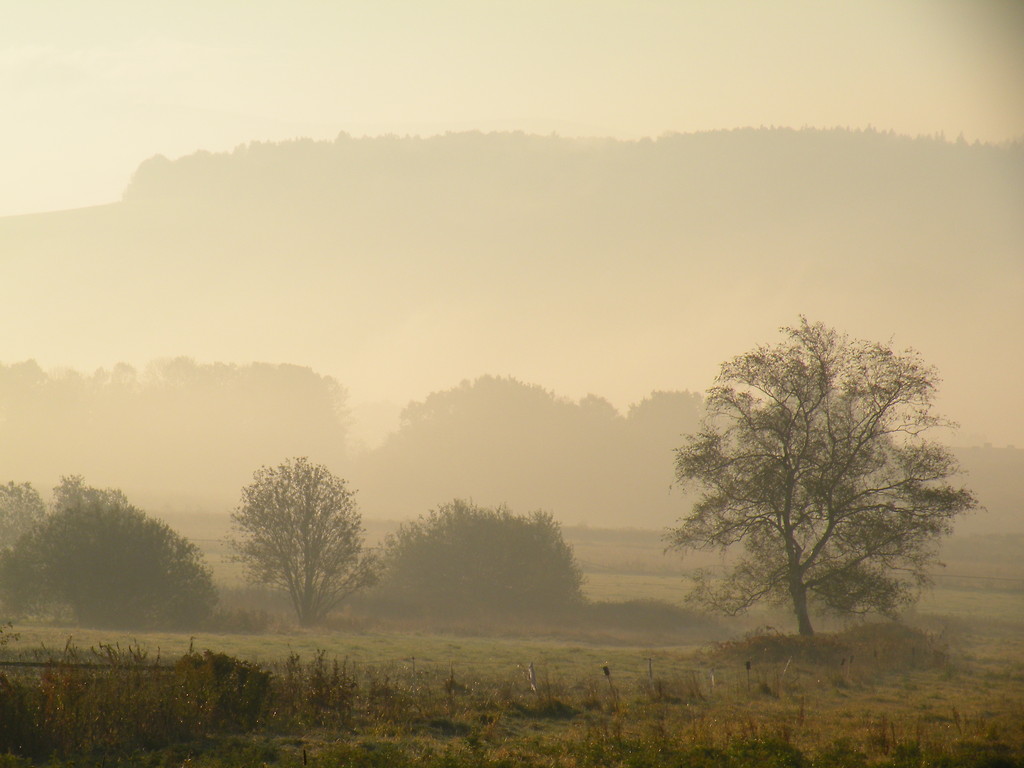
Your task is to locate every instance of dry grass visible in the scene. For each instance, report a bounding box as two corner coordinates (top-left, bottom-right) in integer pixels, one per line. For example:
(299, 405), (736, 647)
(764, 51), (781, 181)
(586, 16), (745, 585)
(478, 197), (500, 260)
(2, 617), (1022, 766)
(2, 525), (1021, 766)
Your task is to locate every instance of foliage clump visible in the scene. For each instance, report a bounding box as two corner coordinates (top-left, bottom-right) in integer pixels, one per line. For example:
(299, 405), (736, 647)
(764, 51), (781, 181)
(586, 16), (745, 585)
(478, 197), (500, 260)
(377, 499), (583, 620)
(0, 481), (45, 548)
(175, 650), (271, 730)
(0, 646), (273, 759)
(0, 477), (215, 629)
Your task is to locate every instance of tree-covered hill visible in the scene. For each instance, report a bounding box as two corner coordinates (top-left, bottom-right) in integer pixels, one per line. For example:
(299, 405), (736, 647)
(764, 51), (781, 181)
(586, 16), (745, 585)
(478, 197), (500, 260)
(2, 128), (1021, 521)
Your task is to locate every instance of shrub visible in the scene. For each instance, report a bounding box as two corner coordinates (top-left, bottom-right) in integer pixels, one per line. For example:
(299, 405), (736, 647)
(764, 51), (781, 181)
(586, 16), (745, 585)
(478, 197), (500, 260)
(0, 485), (216, 629)
(275, 650), (358, 726)
(175, 651), (271, 730)
(0, 647), (273, 759)
(377, 499), (583, 620)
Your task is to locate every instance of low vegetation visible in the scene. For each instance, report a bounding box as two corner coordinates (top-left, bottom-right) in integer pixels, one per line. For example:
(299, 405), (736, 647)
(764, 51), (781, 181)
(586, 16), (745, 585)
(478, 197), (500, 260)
(0, 471), (1021, 765)
(0, 616), (1021, 767)
(374, 499), (584, 620)
(0, 479), (215, 629)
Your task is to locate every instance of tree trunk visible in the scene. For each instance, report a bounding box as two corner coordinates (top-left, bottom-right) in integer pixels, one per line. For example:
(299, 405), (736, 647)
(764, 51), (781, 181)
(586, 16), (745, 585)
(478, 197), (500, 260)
(298, 592), (317, 627)
(789, 576), (814, 636)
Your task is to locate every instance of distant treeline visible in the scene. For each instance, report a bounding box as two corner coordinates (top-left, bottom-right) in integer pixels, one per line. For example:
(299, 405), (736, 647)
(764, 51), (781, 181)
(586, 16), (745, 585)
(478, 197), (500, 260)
(125, 127), (1023, 225)
(0, 359), (348, 509)
(0, 362), (701, 526)
(2, 361), (1021, 530)
(353, 376), (704, 528)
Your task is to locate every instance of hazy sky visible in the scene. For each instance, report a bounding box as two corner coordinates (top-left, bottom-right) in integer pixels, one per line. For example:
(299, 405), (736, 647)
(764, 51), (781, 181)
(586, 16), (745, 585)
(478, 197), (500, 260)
(3, 0), (1022, 217)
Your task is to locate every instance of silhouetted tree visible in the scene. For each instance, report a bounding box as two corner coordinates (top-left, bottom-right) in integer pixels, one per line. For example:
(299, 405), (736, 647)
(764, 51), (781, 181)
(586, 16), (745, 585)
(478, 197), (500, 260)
(358, 377), (704, 527)
(0, 481), (45, 547)
(0, 480), (215, 628)
(380, 499), (583, 619)
(358, 376), (629, 523)
(51, 474), (128, 513)
(230, 458), (379, 626)
(668, 319), (976, 635)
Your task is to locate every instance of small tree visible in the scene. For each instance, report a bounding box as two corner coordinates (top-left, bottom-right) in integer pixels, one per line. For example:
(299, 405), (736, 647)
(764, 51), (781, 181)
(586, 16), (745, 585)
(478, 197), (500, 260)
(230, 457), (379, 626)
(668, 319), (975, 635)
(380, 499), (583, 619)
(0, 481), (46, 547)
(0, 481), (215, 628)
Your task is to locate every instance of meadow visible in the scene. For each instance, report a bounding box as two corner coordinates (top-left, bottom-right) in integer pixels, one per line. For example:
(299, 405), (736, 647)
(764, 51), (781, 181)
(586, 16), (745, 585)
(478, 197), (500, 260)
(1, 524), (1022, 767)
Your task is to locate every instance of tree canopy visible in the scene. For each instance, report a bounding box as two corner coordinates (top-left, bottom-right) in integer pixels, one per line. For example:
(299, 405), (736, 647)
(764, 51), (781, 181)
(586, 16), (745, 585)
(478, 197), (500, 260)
(0, 481), (45, 547)
(668, 319), (975, 635)
(379, 499), (583, 619)
(0, 478), (215, 628)
(355, 376), (702, 526)
(231, 457), (379, 626)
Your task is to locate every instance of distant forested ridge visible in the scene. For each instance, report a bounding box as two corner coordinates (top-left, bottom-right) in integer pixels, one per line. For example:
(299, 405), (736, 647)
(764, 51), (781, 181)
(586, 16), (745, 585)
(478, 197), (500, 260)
(121, 128), (1023, 273)
(5, 130), (1018, 418)
(106, 129), (1022, 329)
(5, 129), (1020, 372)
(125, 128), (1022, 226)
(2, 128), (1021, 526)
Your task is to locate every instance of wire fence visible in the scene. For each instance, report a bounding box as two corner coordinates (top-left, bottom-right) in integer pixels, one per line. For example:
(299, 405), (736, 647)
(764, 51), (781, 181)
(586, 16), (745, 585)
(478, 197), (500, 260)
(0, 643), (873, 689)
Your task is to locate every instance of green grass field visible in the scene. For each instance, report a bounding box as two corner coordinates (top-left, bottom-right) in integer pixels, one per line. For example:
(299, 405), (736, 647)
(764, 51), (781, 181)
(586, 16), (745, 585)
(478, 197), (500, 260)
(2, 524), (1022, 766)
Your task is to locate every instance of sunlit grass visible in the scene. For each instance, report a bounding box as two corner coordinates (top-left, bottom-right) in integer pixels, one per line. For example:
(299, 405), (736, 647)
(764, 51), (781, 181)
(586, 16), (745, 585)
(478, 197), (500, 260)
(3, 525), (1022, 766)
(3, 618), (1023, 766)
(6, 623), (699, 681)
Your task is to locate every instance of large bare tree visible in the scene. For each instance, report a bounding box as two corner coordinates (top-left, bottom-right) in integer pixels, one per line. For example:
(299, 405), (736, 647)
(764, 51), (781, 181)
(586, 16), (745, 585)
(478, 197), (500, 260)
(231, 458), (379, 626)
(668, 319), (975, 635)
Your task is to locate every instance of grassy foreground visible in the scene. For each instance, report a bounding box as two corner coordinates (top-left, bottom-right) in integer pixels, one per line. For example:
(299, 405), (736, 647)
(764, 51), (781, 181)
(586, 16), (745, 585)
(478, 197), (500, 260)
(1, 616), (1023, 767)
(2, 527), (1022, 765)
